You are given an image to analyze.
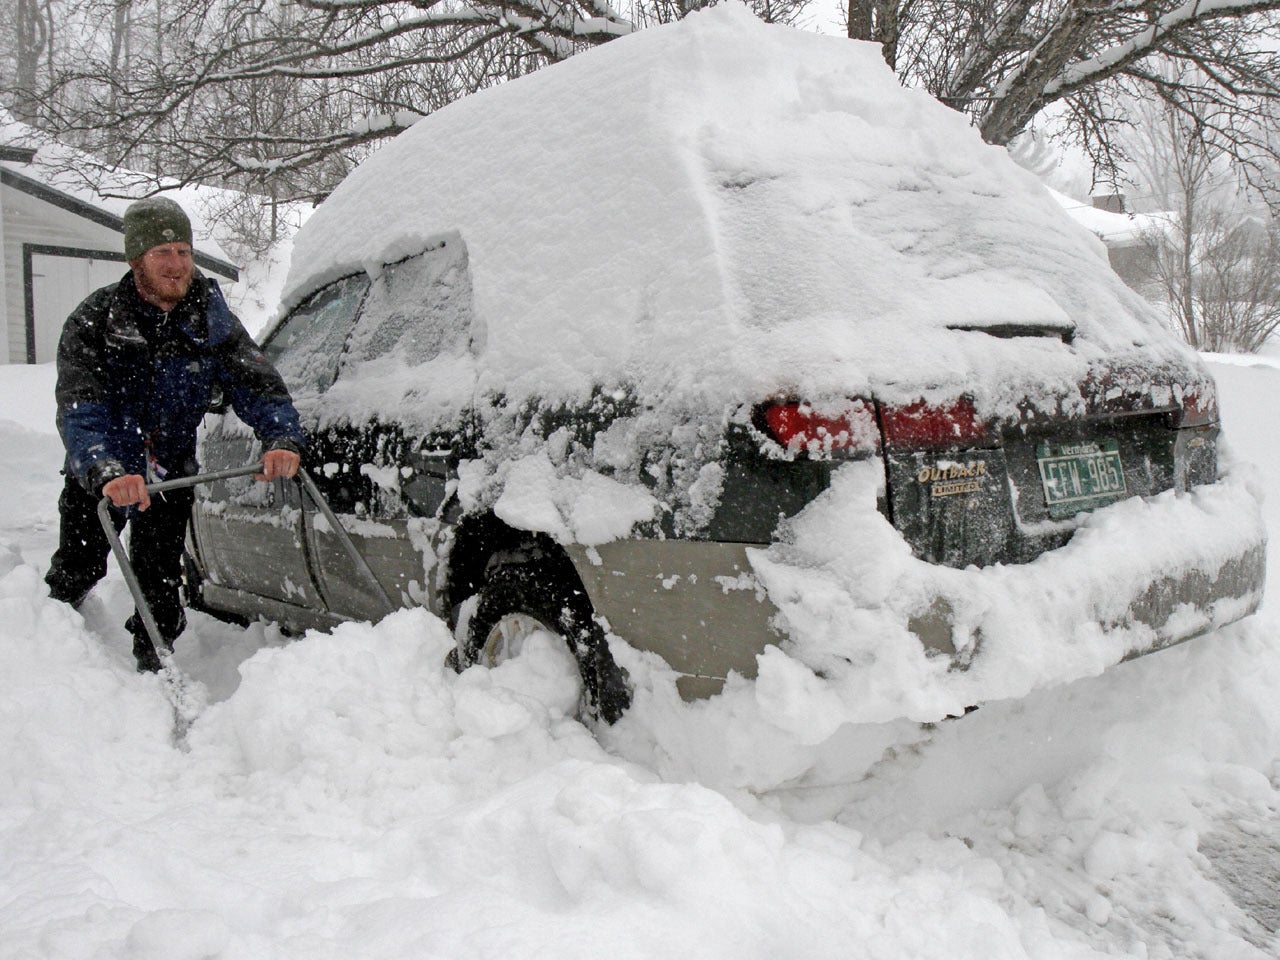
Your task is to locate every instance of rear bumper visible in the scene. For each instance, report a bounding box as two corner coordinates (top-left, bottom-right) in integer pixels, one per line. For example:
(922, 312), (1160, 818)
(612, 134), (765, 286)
(1119, 544), (1265, 655)
(904, 542), (1266, 661)
(568, 474), (1266, 708)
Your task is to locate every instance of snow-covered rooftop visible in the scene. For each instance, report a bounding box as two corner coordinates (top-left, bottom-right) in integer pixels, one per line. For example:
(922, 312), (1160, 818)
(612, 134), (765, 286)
(1051, 187), (1169, 248)
(0, 110), (236, 267)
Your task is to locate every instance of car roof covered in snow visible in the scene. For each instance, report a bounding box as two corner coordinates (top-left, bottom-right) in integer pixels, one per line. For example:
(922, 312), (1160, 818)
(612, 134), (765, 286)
(284, 4), (1200, 418)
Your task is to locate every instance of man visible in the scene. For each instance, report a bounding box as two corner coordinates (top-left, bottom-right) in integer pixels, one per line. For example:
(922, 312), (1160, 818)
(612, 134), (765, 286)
(45, 196), (306, 672)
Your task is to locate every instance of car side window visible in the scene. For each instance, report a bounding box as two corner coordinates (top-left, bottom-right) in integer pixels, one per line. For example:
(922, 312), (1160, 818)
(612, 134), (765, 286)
(263, 273), (371, 398)
(340, 232), (474, 370)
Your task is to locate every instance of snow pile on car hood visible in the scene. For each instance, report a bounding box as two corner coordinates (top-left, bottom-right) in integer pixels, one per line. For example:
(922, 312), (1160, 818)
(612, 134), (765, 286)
(285, 3), (1198, 418)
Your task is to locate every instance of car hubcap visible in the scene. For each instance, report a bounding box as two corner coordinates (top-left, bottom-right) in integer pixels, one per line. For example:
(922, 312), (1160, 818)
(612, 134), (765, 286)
(483, 612), (553, 666)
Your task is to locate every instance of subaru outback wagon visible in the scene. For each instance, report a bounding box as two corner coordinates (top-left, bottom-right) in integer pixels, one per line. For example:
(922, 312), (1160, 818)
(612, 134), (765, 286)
(184, 9), (1266, 722)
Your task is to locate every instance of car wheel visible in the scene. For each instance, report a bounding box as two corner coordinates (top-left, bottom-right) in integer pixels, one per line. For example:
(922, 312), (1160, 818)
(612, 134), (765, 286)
(465, 557), (631, 724)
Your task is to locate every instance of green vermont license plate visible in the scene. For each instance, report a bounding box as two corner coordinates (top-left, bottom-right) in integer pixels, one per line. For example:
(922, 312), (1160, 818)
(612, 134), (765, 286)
(1036, 438), (1127, 517)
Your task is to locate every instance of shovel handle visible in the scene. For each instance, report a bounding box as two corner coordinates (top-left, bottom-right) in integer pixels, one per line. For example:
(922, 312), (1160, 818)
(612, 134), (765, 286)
(95, 467), (264, 658)
(96, 493), (167, 658)
(98, 462), (396, 659)
(144, 463), (265, 495)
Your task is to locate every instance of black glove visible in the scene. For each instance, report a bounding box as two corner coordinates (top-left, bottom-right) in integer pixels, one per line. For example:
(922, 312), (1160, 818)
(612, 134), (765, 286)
(84, 459), (127, 498)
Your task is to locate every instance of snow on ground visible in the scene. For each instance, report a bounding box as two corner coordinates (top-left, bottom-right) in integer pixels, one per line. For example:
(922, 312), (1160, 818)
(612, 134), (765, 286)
(3, 11), (1279, 953)
(2, 352), (1279, 959)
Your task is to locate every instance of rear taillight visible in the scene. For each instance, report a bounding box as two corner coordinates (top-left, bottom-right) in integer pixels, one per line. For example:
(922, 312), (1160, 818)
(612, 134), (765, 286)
(1175, 386), (1219, 489)
(1179, 387), (1219, 428)
(881, 398), (988, 448)
(760, 399), (879, 456)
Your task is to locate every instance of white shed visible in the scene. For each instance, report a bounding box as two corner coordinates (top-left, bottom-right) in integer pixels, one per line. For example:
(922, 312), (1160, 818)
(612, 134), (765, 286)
(1, 145), (239, 364)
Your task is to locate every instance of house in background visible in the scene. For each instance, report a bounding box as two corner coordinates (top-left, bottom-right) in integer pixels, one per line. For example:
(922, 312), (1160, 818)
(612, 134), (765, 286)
(1, 140), (239, 365)
(1054, 188), (1166, 292)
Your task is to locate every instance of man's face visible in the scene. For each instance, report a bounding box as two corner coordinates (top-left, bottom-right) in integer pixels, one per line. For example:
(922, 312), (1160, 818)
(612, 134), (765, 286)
(132, 242), (194, 308)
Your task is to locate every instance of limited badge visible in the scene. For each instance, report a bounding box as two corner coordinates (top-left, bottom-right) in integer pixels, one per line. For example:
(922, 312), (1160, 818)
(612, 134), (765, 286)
(917, 460), (988, 497)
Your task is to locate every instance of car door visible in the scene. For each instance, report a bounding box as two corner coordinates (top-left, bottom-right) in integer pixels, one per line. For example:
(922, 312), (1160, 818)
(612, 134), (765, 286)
(302, 233), (477, 624)
(189, 272), (370, 629)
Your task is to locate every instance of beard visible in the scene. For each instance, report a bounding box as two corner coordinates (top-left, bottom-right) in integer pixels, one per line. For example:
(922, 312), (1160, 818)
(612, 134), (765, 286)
(133, 257), (194, 309)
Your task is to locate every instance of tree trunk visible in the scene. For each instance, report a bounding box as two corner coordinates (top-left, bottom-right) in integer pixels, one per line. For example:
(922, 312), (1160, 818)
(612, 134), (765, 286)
(108, 0), (132, 114)
(13, 0), (49, 122)
(1180, 182), (1199, 347)
(847, 0), (872, 41)
(847, 0), (899, 70)
(977, 3), (1095, 146)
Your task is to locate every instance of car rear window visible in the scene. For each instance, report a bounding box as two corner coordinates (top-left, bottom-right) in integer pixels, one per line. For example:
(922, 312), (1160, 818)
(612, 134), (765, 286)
(339, 234), (474, 371)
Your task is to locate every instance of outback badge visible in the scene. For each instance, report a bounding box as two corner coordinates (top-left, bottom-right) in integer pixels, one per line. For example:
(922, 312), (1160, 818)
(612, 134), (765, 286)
(917, 460), (988, 498)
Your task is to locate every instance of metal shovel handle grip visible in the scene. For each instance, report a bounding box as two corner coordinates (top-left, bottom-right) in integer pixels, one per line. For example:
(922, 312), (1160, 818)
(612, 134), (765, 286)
(97, 462), (396, 658)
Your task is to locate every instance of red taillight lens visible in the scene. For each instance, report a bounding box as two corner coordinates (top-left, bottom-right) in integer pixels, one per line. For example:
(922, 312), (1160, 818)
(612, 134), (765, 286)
(881, 398), (987, 448)
(1179, 387), (1219, 427)
(761, 400), (879, 455)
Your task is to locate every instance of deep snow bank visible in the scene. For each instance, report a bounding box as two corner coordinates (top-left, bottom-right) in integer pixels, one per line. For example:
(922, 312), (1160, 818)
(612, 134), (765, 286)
(737, 459), (1264, 728)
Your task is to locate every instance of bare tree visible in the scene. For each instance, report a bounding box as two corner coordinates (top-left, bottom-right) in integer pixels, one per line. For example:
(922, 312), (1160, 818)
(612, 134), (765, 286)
(4, 0), (1276, 222)
(0, 0), (797, 201)
(9, 0), (55, 122)
(846, 0), (1280, 198)
(1197, 214), (1280, 352)
(1144, 206), (1280, 353)
(1123, 85), (1280, 352)
(10, 0), (635, 198)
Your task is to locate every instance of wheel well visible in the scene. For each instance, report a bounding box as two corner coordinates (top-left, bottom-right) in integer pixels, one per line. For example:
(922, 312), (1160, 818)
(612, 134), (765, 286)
(444, 512), (631, 724)
(443, 513), (584, 628)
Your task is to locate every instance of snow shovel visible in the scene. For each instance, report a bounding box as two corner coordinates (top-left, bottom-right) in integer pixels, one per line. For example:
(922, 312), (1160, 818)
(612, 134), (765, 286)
(97, 462), (395, 743)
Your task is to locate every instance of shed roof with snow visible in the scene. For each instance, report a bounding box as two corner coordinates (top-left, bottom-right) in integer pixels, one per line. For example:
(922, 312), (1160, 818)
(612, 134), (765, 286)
(1, 124), (239, 364)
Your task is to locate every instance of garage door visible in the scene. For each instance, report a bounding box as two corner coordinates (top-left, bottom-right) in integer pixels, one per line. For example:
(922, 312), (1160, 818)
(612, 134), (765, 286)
(30, 252), (126, 363)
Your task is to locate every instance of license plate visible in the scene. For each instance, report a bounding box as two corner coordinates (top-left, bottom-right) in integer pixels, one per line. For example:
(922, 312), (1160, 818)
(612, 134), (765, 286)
(1036, 439), (1127, 517)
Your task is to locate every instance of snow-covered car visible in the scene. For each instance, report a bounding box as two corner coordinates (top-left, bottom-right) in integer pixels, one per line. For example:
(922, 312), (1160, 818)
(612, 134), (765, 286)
(185, 7), (1266, 723)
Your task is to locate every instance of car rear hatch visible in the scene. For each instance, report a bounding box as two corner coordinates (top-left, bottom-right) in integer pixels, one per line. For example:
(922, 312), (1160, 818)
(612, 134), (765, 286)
(746, 312), (1220, 570)
(878, 371), (1220, 569)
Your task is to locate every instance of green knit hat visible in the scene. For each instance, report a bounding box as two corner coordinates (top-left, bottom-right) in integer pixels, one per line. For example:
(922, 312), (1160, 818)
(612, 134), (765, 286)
(123, 197), (193, 260)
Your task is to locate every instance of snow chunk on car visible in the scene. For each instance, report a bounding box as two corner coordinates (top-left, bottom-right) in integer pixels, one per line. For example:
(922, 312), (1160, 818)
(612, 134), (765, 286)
(283, 3), (1192, 419)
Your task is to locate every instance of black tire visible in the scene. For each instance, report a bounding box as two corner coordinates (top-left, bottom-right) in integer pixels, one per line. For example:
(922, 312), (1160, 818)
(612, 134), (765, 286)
(464, 558), (631, 724)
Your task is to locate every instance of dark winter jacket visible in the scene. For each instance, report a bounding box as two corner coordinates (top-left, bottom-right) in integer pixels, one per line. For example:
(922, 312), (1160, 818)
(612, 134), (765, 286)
(55, 269), (305, 494)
